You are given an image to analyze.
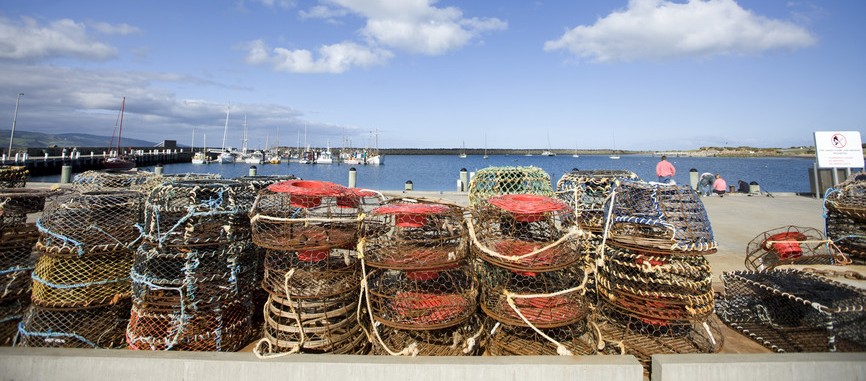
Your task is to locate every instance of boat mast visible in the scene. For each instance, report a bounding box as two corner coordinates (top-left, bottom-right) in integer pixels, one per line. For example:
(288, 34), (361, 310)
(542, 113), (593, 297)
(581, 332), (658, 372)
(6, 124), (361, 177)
(116, 97), (126, 154)
(221, 108), (230, 152)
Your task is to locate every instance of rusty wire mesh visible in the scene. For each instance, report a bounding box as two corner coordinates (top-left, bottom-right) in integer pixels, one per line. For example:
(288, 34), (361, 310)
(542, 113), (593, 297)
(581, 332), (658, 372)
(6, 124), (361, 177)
(606, 181), (717, 255)
(127, 298), (252, 351)
(17, 301), (130, 348)
(469, 194), (584, 272)
(716, 269), (866, 352)
(258, 291), (368, 355)
(72, 170), (156, 192)
(262, 248), (360, 299)
(0, 166), (28, 188)
(477, 261), (590, 329)
(745, 226), (847, 271)
(36, 191), (143, 256)
(361, 201), (466, 269)
(367, 266), (477, 330)
(371, 314), (485, 356)
(31, 251), (134, 308)
(486, 318), (597, 356)
(825, 210), (866, 262)
(555, 170), (639, 232)
(596, 245), (714, 324)
(467, 166), (554, 207)
(824, 173), (866, 219)
(0, 188), (52, 229)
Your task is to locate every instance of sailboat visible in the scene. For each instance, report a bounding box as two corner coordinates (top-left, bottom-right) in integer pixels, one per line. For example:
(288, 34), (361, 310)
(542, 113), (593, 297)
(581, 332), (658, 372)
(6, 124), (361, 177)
(483, 134), (489, 159)
(541, 133), (556, 156)
(459, 141), (467, 158)
(191, 129), (207, 164)
(103, 97), (136, 170)
(217, 109), (235, 163)
(609, 131), (621, 159)
(364, 129), (384, 165)
(572, 146), (580, 158)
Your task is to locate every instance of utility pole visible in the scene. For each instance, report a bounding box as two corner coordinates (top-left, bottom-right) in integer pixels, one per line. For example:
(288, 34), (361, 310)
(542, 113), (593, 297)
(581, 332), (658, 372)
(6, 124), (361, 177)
(8, 92), (23, 156)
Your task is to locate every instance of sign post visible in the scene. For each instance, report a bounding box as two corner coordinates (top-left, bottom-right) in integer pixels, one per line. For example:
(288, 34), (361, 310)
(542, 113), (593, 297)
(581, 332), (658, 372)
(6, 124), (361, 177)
(813, 131), (865, 197)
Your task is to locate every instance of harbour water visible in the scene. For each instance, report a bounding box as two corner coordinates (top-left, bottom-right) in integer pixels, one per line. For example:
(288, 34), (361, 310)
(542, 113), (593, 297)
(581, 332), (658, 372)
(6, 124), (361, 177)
(31, 154), (823, 193)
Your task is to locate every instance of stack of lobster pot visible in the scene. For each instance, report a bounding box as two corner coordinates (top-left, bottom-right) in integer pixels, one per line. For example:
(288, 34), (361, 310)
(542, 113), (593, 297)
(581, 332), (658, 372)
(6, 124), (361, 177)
(17, 190), (141, 348)
(470, 194), (595, 356)
(251, 180), (377, 355)
(596, 180), (722, 373)
(0, 166), (29, 188)
(127, 180), (256, 351)
(824, 173), (866, 263)
(467, 166), (554, 207)
(361, 198), (480, 356)
(0, 189), (50, 345)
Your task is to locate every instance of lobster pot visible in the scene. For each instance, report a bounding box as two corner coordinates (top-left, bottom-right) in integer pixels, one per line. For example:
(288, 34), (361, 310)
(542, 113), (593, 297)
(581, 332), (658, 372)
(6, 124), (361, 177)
(143, 180), (252, 246)
(237, 175), (299, 192)
(596, 245), (715, 324)
(477, 261), (590, 329)
(126, 299), (252, 351)
(137, 173), (223, 196)
(367, 266), (477, 330)
(1, 297), (28, 345)
(31, 251), (134, 308)
(37, 191), (142, 256)
(745, 226), (846, 271)
(606, 181), (717, 255)
(371, 314), (485, 356)
(260, 291), (368, 355)
(555, 170), (639, 232)
(0, 226), (39, 302)
(0, 166), (29, 188)
(72, 170), (155, 193)
(595, 302), (724, 376)
(467, 166), (554, 207)
(716, 269), (866, 353)
(362, 201), (467, 270)
(470, 194), (584, 272)
(17, 301), (131, 349)
(262, 248), (359, 299)
(824, 173), (866, 220)
(0, 189), (51, 229)
(486, 319), (597, 356)
(131, 242), (257, 310)
(825, 209), (866, 262)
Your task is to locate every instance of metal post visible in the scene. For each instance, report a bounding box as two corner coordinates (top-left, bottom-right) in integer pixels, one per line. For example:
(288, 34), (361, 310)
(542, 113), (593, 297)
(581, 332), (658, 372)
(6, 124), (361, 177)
(249, 165), (257, 176)
(689, 168), (699, 191)
(459, 168), (468, 192)
(60, 165), (72, 183)
(348, 167), (357, 188)
(404, 180), (413, 192)
(812, 162), (820, 199)
(7, 93), (22, 157)
(155, 164), (164, 176)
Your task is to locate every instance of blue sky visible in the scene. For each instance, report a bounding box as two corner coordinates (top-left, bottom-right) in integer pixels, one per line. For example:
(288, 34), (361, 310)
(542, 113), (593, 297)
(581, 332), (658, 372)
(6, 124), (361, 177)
(0, 0), (863, 150)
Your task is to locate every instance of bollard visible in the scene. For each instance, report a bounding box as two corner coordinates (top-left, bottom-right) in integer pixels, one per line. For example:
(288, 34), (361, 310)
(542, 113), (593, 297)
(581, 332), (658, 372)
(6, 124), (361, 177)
(155, 164), (164, 176)
(689, 168), (699, 191)
(749, 181), (760, 194)
(60, 165), (72, 184)
(459, 168), (468, 192)
(249, 165), (257, 176)
(348, 167), (357, 188)
(404, 180), (413, 192)
(457, 179), (464, 192)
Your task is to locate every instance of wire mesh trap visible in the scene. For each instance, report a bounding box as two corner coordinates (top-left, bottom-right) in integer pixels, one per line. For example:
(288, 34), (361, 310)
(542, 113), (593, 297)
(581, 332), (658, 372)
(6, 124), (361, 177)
(361, 202), (467, 269)
(17, 301), (131, 349)
(486, 318), (597, 356)
(0, 166), (29, 188)
(467, 166), (554, 207)
(0, 226), (39, 301)
(596, 245), (714, 324)
(72, 170), (156, 193)
(257, 291), (368, 355)
(469, 194), (585, 272)
(825, 210), (866, 262)
(477, 261), (590, 329)
(606, 181), (717, 255)
(555, 169), (639, 232)
(31, 251), (134, 308)
(36, 190), (143, 256)
(0, 188), (53, 229)
(371, 314), (485, 356)
(745, 226), (848, 271)
(824, 173), (866, 220)
(366, 266), (477, 330)
(261, 248), (360, 299)
(126, 298), (253, 351)
(716, 269), (866, 353)
(1, 296), (29, 345)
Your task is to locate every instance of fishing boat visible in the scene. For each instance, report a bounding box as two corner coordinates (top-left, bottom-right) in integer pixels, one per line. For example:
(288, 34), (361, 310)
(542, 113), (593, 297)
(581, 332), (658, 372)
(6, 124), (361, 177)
(315, 142), (334, 164)
(459, 141), (467, 158)
(103, 97), (136, 170)
(244, 150), (264, 164)
(191, 131), (207, 164)
(364, 129), (384, 165)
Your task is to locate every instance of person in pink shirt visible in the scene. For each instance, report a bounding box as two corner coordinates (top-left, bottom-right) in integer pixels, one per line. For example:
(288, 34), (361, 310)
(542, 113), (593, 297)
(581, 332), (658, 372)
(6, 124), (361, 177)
(713, 174), (727, 197)
(655, 155), (676, 183)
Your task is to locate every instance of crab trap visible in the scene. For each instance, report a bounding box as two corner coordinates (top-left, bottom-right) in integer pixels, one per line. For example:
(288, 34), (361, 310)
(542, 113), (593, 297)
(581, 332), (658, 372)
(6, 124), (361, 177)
(716, 269), (866, 353)
(825, 175), (866, 261)
(0, 188), (52, 229)
(17, 301), (131, 349)
(126, 298), (253, 351)
(371, 314), (485, 356)
(467, 166), (554, 207)
(606, 181), (717, 255)
(0, 166), (29, 188)
(745, 226), (848, 271)
(555, 169), (639, 232)
(261, 248), (360, 299)
(72, 170), (155, 193)
(486, 318), (598, 356)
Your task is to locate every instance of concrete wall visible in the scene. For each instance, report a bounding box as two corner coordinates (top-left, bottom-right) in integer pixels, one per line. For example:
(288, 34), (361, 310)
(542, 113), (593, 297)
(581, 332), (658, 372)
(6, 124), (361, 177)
(0, 348), (644, 381)
(653, 353), (866, 381)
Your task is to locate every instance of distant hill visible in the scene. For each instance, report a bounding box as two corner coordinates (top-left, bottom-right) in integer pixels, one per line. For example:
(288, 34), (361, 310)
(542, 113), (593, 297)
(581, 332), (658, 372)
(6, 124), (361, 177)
(0, 129), (157, 148)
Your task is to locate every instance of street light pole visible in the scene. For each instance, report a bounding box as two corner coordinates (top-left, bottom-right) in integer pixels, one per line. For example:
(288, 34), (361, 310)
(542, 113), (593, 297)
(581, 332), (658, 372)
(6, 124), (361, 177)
(8, 92), (23, 157)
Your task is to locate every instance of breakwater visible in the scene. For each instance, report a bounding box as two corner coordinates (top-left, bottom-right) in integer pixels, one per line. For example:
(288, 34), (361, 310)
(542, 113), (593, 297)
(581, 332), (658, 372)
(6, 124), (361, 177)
(3, 147), (191, 176)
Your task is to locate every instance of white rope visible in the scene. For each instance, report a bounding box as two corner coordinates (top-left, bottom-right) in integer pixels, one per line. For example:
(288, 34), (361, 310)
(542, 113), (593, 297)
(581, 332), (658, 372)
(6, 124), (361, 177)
(465, 215), (587, 262)
(253, 268), (303, 358)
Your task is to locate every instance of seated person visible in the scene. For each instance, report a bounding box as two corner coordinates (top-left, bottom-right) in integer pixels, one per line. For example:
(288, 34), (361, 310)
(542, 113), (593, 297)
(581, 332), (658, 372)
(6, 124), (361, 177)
(713, 174), (727, 197)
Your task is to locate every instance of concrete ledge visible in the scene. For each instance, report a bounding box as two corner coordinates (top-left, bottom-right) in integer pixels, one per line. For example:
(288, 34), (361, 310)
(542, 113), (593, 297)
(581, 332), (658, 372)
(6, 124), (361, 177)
(652, 353), (866, 381)
(0, 348), (644, 381)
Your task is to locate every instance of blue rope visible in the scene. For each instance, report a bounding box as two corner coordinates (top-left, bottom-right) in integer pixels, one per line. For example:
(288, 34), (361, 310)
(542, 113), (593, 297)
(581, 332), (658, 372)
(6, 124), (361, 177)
(36, 218), (86, 256)
(30, 273), (130, 289)
(0, 266), (33, 275)
(17, 322), (100, 348)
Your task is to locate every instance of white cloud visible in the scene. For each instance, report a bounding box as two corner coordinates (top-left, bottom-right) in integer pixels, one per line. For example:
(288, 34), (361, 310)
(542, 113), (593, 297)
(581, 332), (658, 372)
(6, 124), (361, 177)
(0, 16), (117, 60)
(252, 0), (297, 9)
(91, 22), (141, 35)
(544, 0), (817, 62)
(299, 5), (349, 20)
(246, 39), (392, 73)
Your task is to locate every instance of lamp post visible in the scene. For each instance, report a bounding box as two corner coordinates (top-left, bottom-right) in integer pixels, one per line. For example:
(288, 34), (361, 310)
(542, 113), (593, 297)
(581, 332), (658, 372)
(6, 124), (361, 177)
(8, 92), (23, 157)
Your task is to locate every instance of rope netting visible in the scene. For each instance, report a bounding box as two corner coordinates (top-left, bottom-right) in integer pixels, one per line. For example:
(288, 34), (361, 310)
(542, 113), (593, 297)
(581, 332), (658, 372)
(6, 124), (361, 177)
(469, 194), (585, 272)
(716, 269), (866, 353)
(824, 173), (866, 219)
(17, 301), (130, 348)
(825, 174), (866, 262)
(262, 248), (359, 299)
(555, 170), (639, 232)
(31, 251), (133, 308)
(0, 225), (39, 302)
(745, 226), (848, 271)
(371, 314), (485, 356)
(0, 188), (53, 229)
(1, 297), (28, 345)
(137, 173), (223, 196)
(72, 170), (156, 193)
(367, 266), (477, 330)
(127, 298), (253, 351)
(36, 191), (142, 256)
(0, 166), (28, 188)
(486, 318), (597, 356)
(467, 166), (554, 207)
(606, 181), (717, 255)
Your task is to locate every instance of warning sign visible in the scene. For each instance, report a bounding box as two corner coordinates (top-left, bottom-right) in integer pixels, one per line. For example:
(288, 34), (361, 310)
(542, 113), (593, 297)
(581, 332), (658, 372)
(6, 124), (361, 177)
(814, 131), (865, 168)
